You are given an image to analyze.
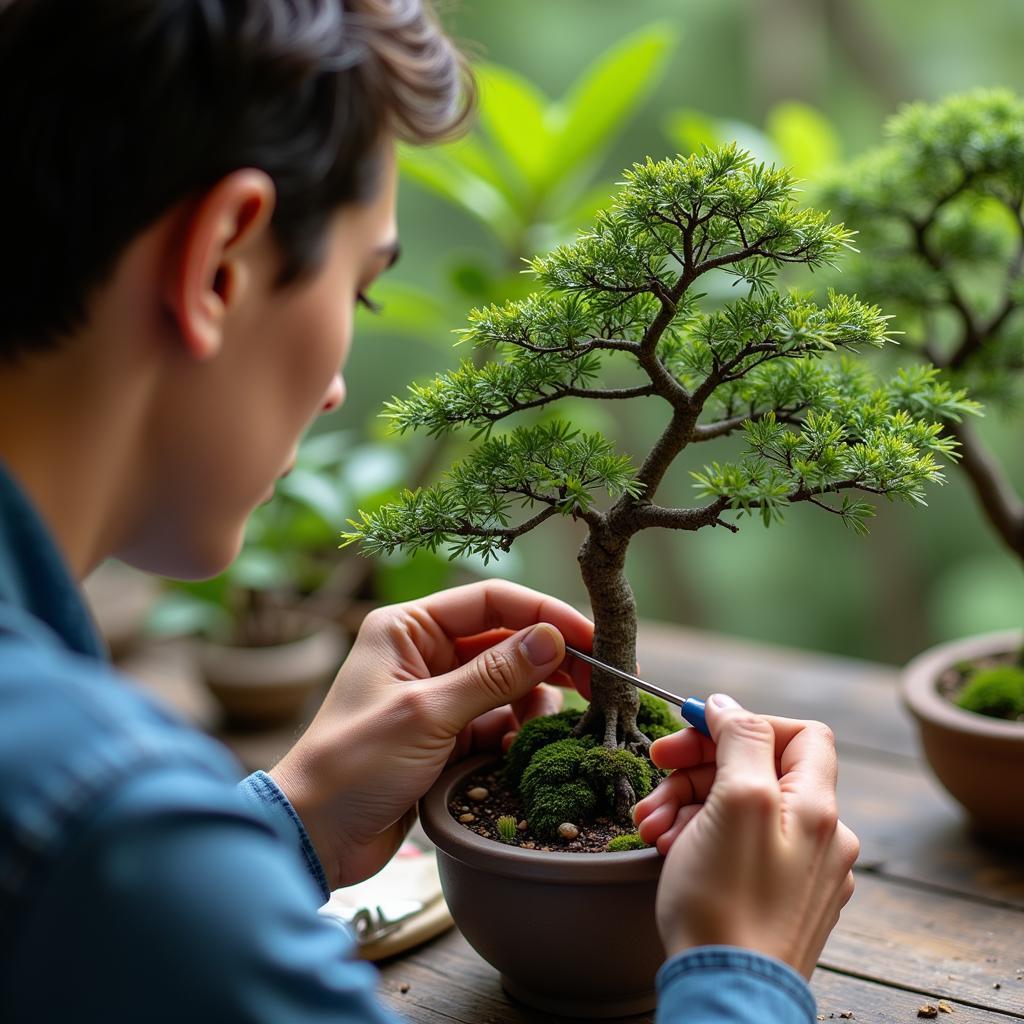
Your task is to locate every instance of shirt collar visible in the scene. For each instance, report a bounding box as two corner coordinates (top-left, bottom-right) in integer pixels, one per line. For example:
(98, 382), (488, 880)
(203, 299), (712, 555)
(0, 459), (106, 659)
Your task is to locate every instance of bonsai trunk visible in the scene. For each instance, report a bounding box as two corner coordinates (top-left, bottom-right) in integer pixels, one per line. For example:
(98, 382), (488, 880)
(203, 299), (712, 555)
(573, 530), (648, 815)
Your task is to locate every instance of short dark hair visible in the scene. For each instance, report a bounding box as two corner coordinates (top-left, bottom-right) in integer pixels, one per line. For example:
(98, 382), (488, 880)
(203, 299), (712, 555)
(0, 0), (472, 360)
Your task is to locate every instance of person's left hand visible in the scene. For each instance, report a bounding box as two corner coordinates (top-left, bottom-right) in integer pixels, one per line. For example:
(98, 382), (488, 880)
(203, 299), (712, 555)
(271, 580), (593, 889)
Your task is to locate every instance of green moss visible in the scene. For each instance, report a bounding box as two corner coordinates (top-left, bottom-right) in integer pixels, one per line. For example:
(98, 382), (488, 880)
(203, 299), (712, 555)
(519, 738), (655, 838)
(581, 746), (654, 807)
(520, 739), (598, 836)
(956, 665), (1024, 720)
(606, 833), (649, 852)
(637, 691), (680, 741)
(503, 708), (585, 787)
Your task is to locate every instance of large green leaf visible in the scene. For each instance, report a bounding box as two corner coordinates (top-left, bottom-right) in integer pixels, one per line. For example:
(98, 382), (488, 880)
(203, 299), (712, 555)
(476, 63), (553, 190)
(766, 102), (841, 180)
(399, 145), (518, 243)
(545, 24), (677, 189)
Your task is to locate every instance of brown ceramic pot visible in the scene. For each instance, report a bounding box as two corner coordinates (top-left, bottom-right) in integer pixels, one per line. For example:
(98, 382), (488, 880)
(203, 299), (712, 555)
(419, 755), (665, 1018)
(901, 629), (1024, 844)
(197, 615), (346, 727)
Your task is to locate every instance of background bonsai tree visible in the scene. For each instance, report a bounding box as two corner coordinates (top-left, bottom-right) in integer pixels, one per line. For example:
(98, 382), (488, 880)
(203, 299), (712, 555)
(821, 89), (1024, 693)
(344, 144), (975, 813)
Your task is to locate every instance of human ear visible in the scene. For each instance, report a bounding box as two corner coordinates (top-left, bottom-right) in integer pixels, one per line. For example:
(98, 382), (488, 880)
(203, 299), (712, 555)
(165, 169), (276, 360)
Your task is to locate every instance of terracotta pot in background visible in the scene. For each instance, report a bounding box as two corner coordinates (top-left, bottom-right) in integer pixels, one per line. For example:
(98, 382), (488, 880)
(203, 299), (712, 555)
(197, 614), (346, 728)
(419, 755), (665, 1019)
(901, 629), (1024, 844)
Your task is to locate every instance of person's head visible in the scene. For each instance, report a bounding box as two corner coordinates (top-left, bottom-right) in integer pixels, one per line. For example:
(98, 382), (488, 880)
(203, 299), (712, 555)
(0, 0), (471, 578)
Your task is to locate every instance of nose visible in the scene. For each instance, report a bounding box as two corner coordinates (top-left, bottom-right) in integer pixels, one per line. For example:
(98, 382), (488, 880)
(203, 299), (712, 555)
(321, 373), (345, 414)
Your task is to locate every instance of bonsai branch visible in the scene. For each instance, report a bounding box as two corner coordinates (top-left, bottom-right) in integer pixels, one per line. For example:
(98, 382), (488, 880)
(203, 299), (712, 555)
(944, 418), (1024, 559)
(691, 405), (808, 441)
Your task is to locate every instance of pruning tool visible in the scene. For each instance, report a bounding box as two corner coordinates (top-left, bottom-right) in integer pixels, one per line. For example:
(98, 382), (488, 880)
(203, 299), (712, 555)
(564, 645), (711, 738)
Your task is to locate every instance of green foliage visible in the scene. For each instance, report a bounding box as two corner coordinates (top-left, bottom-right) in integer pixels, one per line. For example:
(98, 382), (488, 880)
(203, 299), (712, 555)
(820, 89), (1024, 408)
(581, 746), (654, 808)
(496, 815), (519, 842)
(637, 692), (679, 740)
(517, 736), (654, 838)
(520, 739), (598, 837)
(345, 144), (967, 563)
(399, 25), (675, 247)
(606, 833), (650, 852)
(342, 421), (643, 564)
(503, 708), (586, 788)
(956, 665), (1024, 720)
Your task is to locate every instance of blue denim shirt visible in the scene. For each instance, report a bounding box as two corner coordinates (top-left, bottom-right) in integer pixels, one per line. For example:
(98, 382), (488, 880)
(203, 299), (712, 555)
(0, 460), (815, 1023)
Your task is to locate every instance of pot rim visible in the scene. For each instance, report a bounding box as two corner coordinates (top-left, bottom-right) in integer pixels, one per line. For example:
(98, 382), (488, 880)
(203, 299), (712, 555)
(419, 754), (663, 884)
(901, 629), (1024, 740)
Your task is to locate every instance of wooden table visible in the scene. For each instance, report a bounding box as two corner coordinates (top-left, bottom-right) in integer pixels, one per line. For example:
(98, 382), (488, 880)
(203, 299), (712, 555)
(121, 624), (1024, 1024)
(372, 624), (1024, 1024)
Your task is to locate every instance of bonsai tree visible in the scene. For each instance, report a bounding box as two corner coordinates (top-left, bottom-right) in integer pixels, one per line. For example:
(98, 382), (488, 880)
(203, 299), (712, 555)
(821, 89), (1024, 697)
(344, 144), (974, 814)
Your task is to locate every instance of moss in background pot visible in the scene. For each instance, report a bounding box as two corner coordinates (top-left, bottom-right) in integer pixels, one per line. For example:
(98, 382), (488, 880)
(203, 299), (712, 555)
(957, 666), (1024, 721)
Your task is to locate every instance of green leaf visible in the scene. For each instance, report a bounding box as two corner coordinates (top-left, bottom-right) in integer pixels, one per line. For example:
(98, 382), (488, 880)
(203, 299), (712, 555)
(545, 23), (677, 188)
(766, 102), (841, 180)
(399, 144), (518, 243)
(476, 63), (553, 189)
(276, 468), (347, 527)
(663, 108), (720, 154)
(357, 279), (452, 348)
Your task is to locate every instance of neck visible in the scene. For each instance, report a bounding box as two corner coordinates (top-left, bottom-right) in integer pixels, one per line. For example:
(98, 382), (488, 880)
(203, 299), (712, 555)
(0, 335), (152, 581)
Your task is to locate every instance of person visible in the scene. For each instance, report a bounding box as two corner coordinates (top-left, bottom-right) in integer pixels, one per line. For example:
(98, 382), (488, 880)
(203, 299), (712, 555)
(0, 1), (860, 1021)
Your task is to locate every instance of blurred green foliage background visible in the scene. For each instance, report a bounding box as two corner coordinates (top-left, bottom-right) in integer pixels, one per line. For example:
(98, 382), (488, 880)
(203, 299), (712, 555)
(301, 0), (1024, 665)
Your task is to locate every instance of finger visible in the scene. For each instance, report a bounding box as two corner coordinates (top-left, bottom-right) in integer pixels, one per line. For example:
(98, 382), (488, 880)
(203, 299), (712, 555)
(456, 631), (590, 701)
(704, 694), (781, 818)
(510, 682), (563, 726)
(429, 622), (567, 733)
(418, 580), (594, 653)
(654, 804), (702, 855)
(634, 765), (715, 826)
(775, 721), (840, 843)
(650, 726), (714, 770)
(463, 706), (519, 755)
(636, 796), (678, 844)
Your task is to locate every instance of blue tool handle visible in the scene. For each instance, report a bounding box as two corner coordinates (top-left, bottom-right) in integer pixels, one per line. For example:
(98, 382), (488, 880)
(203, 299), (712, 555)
(680, 698), (710, 738)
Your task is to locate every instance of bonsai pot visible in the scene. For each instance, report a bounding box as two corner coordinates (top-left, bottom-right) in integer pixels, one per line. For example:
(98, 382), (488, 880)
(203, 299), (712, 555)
(419, 754), (665, 1018)
(197, 612), (346, 728)
(901, 629), (1024, 844)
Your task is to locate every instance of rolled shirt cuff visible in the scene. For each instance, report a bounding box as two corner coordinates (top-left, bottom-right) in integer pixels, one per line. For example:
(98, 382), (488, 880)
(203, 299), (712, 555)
(237, 769), (331, 904)
(656, 945), (817, 1024)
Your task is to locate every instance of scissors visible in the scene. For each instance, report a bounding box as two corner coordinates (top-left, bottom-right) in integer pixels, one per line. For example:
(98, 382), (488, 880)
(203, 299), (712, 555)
(564, 645), (710, 738)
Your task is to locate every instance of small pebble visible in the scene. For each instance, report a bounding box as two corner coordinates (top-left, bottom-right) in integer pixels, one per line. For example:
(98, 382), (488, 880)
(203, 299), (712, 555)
(936, 1002), (954, 1014)
(839, 1012), (854, 1019)
(458, 813), (475, 823)
(467, 787), (489, 802)
(817, 1016), (826, 1021)
(558, 822), (580, 841)
(517, 820), (528, 831)
(918, 1006), (938, 1019)
(399, 983), (410, 994)
(993, 983), (1001, 990)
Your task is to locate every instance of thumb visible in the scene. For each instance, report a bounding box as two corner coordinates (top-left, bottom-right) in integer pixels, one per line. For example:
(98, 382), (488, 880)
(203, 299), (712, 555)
(435, 623), (565, 732)
(705, 693), (779, 805)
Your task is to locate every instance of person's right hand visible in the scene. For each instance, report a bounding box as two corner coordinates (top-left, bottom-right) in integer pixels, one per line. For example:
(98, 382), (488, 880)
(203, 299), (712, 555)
(633, 694), (860, 979)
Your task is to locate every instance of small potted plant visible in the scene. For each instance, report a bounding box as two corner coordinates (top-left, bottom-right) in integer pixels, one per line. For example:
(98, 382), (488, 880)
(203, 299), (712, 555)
(822, 89), (1024, 842)
(345, 144), (971, 1013)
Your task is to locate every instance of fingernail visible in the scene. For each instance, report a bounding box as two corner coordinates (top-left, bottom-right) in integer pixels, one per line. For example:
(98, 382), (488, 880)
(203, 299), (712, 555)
(710, 692), (741, 709)
(520, 624), (560, 666)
